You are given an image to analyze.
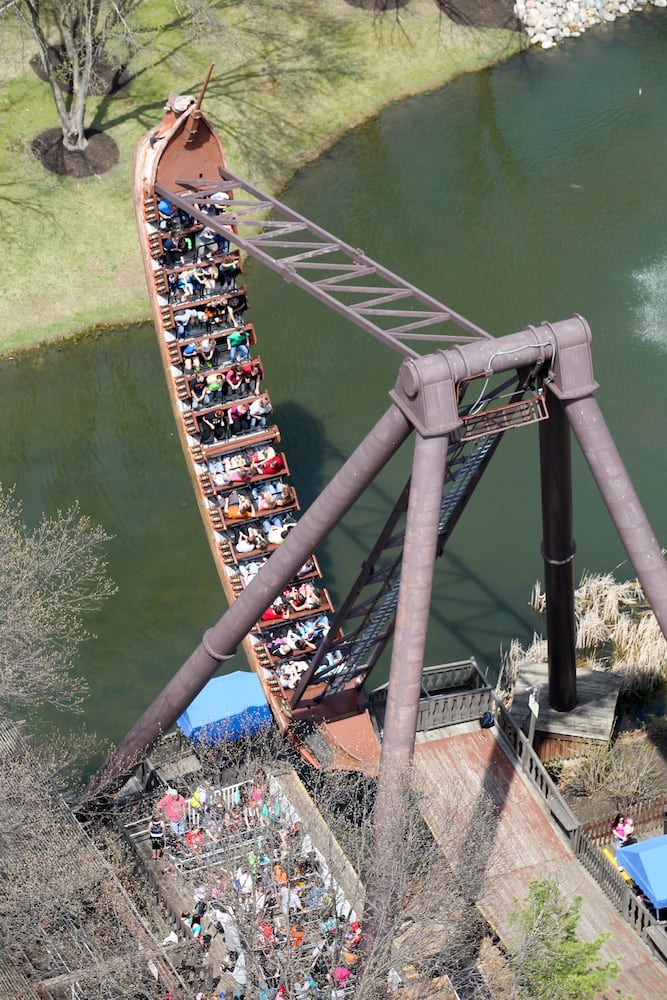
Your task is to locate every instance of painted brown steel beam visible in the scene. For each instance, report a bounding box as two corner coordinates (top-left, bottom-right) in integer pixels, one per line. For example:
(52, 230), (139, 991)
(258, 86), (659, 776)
(539, 392), (577, 711)
(565, 394), (667, 640)
(81, 404), (412, 804)
(82, 318), (578, 804)
(361, 431), (450, 963)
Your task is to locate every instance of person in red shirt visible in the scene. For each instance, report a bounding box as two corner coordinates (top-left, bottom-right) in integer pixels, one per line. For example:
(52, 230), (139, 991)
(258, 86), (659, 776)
(255, 454), (284, 476)
(156, 787), (187, 836)
(241, 358), (263, 394)
(347, 920), (362, 948)
(224, 364), (244, 398)
(260, 598), (290, 622)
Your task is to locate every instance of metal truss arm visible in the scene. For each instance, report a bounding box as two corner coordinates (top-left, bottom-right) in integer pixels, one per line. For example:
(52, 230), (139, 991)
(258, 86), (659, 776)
(155, 173), (493, 359)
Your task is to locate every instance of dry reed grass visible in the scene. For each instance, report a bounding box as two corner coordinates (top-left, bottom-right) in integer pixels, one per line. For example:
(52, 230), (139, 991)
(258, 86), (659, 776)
(504, 569), (667, 697)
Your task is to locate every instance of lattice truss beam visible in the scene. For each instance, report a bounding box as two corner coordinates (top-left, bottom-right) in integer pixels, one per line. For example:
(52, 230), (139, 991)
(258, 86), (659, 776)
(155, 170), (493, 358)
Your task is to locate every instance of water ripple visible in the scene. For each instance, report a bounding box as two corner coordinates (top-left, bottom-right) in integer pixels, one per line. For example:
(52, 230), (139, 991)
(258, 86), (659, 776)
(633, 255), (667, 350)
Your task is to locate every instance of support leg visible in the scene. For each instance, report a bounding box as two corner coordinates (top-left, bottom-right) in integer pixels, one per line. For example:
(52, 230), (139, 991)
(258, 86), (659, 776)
(361, 431), (449, 965)
(82, 404), (412, 805)
(539, 392), (577, 712)
(566, 394), (667, 639)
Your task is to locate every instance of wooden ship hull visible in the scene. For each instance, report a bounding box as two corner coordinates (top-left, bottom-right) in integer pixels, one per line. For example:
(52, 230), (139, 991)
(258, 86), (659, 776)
(133, 79), (380, 772)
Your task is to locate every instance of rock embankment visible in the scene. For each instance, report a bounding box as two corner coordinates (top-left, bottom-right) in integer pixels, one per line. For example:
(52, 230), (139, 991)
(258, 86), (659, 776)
(514, 0), (666, 48)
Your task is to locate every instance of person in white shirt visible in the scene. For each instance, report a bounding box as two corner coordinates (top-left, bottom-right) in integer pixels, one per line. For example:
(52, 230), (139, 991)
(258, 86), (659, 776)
(249, 392), (273, 428)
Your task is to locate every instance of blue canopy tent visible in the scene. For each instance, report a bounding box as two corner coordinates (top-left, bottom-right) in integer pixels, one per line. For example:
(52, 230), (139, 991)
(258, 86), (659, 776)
(618, 834), (667, 909)
(177, 672), (272, 745)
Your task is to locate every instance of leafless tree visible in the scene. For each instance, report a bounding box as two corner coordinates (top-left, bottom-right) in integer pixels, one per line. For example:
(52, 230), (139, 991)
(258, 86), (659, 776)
(0, 0), (142, 150)
(560, 744), (613, 800)
(0, 720), (188, 998)
(0, 485), (116, 715)
(0, 0), (232, 151)
(602, 734), (667, 811)
(560, 729), (665, 813)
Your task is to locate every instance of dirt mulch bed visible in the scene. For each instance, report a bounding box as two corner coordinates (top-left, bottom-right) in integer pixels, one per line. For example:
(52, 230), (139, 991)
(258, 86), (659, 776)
(31, 128), (119, 178)
(29, 47), (127, 177)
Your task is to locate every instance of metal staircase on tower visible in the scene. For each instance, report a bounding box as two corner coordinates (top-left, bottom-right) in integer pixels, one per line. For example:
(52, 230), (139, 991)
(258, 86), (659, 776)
(289, 373), (549, 707)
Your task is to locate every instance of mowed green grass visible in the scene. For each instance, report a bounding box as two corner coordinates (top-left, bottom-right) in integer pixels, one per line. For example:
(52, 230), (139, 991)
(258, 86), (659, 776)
(0, 0), (522, 352)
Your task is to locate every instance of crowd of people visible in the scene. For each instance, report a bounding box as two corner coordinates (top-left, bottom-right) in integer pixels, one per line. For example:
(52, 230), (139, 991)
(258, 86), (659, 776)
(156, 203), (269, 453)
(194, 391), (274, 446)
(167, 258), (240, 304)
(152, 776), (362, 998)
(176, 296), (249, 341)
(154, 197), (345, 735)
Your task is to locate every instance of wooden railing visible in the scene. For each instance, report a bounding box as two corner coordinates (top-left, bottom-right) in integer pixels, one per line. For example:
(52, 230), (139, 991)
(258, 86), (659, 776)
(574, 825), (629, 911)
(490, 692), (667, 957)
(420, 659), (487, 693)
(493, 695), (579, 835)
(370, 661), (667, 957)
(624, 891), (662, 936)
(583, 799), (667, 845)
(370, 658), (493, 733)
(415, 688), (493, 732)
(116, 819), (187, 938)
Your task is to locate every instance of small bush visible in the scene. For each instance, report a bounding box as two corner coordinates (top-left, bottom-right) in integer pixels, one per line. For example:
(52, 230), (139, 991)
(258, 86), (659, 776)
(561, 746), (611, 799)
(544, 758), (564, 783)
(604, 734), (665, 811)
(561, 733), (666, 810)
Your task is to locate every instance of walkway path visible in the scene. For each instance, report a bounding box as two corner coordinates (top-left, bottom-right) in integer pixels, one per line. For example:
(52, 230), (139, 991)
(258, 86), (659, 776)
(414, 723), (667, 995)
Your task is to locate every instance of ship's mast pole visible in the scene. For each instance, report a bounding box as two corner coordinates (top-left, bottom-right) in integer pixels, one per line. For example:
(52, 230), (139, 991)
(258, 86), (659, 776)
(183, 63), (214, 146)
(194, 63), (214, 110)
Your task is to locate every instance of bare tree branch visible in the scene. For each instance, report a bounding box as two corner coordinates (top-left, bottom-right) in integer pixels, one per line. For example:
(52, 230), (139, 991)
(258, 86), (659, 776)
(0, 484), (116, 713)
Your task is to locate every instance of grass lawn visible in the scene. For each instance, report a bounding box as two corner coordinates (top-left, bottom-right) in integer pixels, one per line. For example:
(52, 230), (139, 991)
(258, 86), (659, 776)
(0, 0), (522, 353)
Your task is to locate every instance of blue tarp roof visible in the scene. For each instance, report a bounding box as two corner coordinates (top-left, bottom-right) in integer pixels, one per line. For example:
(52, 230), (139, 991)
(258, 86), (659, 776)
(618, 834), (667, 909)
(177, 672), (272, 745)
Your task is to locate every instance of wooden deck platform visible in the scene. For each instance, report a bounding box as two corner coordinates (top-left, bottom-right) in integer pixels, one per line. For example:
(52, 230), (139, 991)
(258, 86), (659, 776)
(292, 687), (382, 773)
(510, 661), (622, 742)
(414, 724), (667, 995)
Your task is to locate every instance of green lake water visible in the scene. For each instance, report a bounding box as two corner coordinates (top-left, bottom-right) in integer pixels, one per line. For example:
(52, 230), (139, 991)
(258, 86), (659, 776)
(1, 8), (666, 762)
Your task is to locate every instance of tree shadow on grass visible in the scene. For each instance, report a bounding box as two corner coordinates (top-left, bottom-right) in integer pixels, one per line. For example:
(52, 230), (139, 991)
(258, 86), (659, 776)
(89, 1), (361, 184)
(30, 47), (133, 97)
(434, 0), (523, 31)
(344, 0), (522, 30)
(344, 0), (409, 8)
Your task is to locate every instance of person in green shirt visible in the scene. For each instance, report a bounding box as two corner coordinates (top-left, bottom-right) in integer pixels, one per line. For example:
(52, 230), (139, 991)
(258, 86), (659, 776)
(227, 328), (249, 363)
(205, 372), (223, 403)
